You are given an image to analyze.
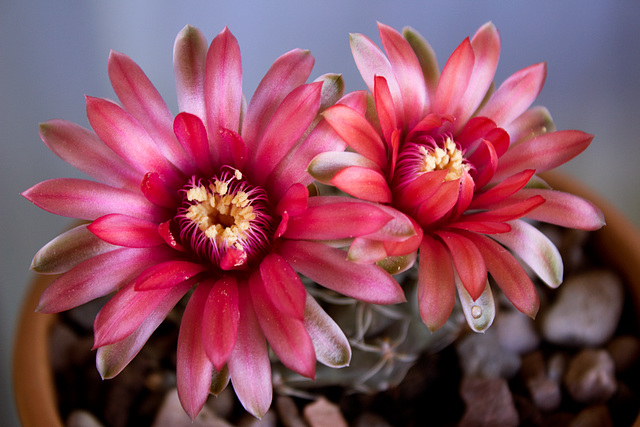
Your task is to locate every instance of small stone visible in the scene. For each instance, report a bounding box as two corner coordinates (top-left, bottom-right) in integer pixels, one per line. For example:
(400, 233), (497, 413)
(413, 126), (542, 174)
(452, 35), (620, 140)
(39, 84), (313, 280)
(303, 397), (348, 427)
(526, 376), (562, 411)
(607, 335), (640, 373)
(496, 310), (540, 354)
(569, 404), (613, 427)
(66, 410), (105, 427)
(275, 395), (306, 427)
(564, 349), (617, 404)
(458, 376), (519, 427)
(152, 388), (233, 427)
(353, 412), (393, 427)
(541, 270), (624, 347)
(456, 328), (521, 379)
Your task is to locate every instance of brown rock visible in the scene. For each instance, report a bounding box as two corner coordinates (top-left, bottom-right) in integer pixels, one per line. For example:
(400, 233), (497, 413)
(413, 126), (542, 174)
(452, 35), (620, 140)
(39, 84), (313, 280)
(564, 349), (617, 404)
(303, 397), (348, 427)
(458, 376), (519, 427)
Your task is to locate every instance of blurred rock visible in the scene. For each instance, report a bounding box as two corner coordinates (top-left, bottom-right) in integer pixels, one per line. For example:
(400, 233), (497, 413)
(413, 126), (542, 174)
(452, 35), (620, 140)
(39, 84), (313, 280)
(606, 335), (640, 373)
(303, 397), (347, 427)
(564, 349), (617, 404)
(569, 404), (613, 427)
(541, 270), (624, 347)
(66, 410), (105, 427)
(456, 328), (521, 379)
(152, 388), (233, 427)
(458, 376), (519, 427)
(496, 310), (540, 354)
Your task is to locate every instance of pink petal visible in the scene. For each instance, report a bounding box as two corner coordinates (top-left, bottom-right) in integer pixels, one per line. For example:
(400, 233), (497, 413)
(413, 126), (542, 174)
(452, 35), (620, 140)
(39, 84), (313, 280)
(303, 293), (351, 368)
(322, 104), (388, 169)
(466, 232), (539, 318)
(461, 195), (545, 224)
(347, 237), (388, 264)
(202, 277), (240, 371)
(470, 169), (536, 209)
(30, 224), (117, 274)
(39, 120), (140, 191)
(374, 75), (398, 145)
(418, 235), (455, 331)
(173, 25), (208, 120)
(177, 281), (214, 420)
(378, 22), (426, 128)
(158, 220), (187, 252)
(453, 22), (501, 133)
(242, 48), (315, 149)
(108, 50), (191, 172)
(228, 283), (272, 418)
(251, 82), (323, 183)
(94, 276), (194, 348)
(140, 172), (179, 209)
(449, 169), (476, 219)
(478, 62), (546, 128)
(330, 166), (392, 203)
(467, 138), (498, 190)
(88, 214), (164, 248)
(219, 127), (248, 170)
(134, 260), (205, 291)
(275, 183), (308, 216)
(394, 169), (448, 212)
(205, 27), (243, 165)
(283, 202), (392, 241)
(249, 272), (315, 378)
(401, 26), (439, 107)
(85, 96), (183, 187)
(434, 37), (475, 116)
(37, 246), (173, 313)
(307, 151), (382, 185)
(435, 231), (486, 300)
(266, 91), (367, 199)
(22, 178), (165, 222)
(503, 106), (555, 146)
(278, 240), (406, 304)
(97, 278), (193, 379)
(491, 219), (563, 288)
(259, 254), (306, 320)
(360, 202), (422, 243)
(516, 189), (605, 230)
(493, 130), (594, 183)
(173, 112), (214, 176)
(415, 180), (460, 227)
(350, 32), (402, 113)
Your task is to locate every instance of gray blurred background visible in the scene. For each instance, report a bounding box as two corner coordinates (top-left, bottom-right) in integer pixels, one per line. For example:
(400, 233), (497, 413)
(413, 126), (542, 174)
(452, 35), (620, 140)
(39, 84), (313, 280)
(1, 1), (639, 425)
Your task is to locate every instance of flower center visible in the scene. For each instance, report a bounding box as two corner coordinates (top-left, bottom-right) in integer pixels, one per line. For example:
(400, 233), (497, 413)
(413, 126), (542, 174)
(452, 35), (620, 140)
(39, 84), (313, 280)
(176, 167), (273, 270)
(417, 137), (467, 181)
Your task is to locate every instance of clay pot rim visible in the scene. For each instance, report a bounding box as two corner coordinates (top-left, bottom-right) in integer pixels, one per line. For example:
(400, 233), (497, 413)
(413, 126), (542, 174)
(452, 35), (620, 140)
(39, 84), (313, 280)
(12, 171), (640, 426)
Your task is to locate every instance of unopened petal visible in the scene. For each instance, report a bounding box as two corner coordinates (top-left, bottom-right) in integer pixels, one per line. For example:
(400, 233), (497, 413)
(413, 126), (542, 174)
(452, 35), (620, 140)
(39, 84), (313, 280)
(304, 293), (351, 368)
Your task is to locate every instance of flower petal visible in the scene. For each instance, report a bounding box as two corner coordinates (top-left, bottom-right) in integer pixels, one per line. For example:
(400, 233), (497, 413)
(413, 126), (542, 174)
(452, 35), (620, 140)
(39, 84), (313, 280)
(455, 275), (495, 333)
(330, 166), (392, 203)
(173, 25), (208, 120)
(39, 120), (140, 191)
(504, 105), (555, 146)
(402, 26), (439, 107)
(202, 277), (240, 371)
(173, 112), (214, 177)
(278, 240), (406, 304)
(140, 172), (179, 209)
(470, 169), (536, 209)
(308, 151), (382, 185)
(249, 272), (315, 379)
(478, 62), (546, 127)
(97, 278), (193, 379)
(493, 130), (593, 183)
(304, 293), (351, 368)
(88, 214), (164, 248)
(322, 104), (388, 170)
(251, 82), (323, 183)
(30, 224), (117, 274)
(85, 96), (182, 187)
(243, 48), (315, 149)
(436, 231), (486, 300)
(418, 235), (455, 331)
(205, 27), (243, 166)
(283, 201), (392, 241)
(22, 178), (164, 222)
(177, 281), (214, 420)
(134, 260), (205, 291)
(378, 22), (426, 128)
(275, 183), (308, 217)
(461, 195), (545, 224)
(37, 246), (172, 313)
(373, 75), (398, 145)
(228, 284), (272, 419)
(491, 220), (563, 288)
(259, 254), (306, 320)
(434, 37), (475, 116)
(516, 189), (605, 230)
(108, 50), (191, 172)
(466, 232), (539, 318)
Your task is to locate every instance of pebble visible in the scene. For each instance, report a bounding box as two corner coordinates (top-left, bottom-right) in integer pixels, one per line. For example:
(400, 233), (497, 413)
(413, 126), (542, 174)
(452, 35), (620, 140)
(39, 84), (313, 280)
(541, 270), (624, 347)
(520, 351), (561, 411)
(66, 410), (105, 427)
(303, 397), (348, 427)
(569, 404), (613, 427)
(456, 327), (521, 379)
(606, 335), (640, 373)
(458, 376), (519, 427)
(563, 349), (617, 404)
(152, 388), (233, 427)
(496, 309), (540, 354)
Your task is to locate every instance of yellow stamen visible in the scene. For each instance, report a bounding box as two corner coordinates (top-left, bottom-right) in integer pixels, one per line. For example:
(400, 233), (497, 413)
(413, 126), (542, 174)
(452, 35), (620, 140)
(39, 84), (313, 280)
(418, 137), (468, 181)
(185, 179), (255, 249)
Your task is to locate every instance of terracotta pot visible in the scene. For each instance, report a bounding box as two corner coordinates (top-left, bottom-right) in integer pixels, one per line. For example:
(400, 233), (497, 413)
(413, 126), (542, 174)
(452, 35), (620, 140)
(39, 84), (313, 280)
(12, 171), (640, 426)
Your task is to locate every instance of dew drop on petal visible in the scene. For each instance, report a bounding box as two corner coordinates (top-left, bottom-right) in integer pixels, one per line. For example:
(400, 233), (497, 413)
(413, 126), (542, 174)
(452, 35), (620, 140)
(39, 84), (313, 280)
(471, 305), (482, 319)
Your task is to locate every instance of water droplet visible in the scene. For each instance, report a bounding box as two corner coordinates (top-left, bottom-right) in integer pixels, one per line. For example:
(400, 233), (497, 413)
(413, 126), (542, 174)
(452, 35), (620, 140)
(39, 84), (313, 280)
(471, 305), (482, 319)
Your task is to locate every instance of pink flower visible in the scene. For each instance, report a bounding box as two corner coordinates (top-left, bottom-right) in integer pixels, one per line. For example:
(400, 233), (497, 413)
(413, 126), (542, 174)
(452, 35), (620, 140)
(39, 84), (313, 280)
(311, 22), (605, 332)
(23, 26), (413, 419)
